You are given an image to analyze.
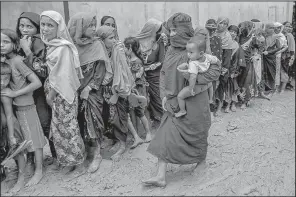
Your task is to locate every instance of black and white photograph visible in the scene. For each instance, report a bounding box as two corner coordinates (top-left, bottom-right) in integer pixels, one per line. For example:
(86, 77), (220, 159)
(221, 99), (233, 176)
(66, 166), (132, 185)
(0, 1), (295, 196)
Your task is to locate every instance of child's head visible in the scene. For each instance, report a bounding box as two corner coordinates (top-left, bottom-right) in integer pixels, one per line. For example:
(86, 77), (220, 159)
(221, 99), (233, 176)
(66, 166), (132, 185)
(124, 36), (140, 57)
(205, 19), (217, 33)
(186, 37), (206, 61)
(16, 12), (40, 38)
(228, 25), (239, 40)
(251, 43), (259, 54)
(217, 17), (229, 32)
(1, 29), (19, 56)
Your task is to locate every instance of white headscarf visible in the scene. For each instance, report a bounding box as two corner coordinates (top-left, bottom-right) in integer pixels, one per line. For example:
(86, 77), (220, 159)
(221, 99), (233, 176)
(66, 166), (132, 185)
(274, 22), (287, 48)
(40, 10), (83, 104)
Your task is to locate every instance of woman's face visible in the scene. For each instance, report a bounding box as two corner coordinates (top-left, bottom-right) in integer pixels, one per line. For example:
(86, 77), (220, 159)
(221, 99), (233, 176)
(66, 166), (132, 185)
(169, 27), (177, 37)
(265, 26), (274, 35)
(19, 18), (38, 37)
(84, 19), (96, 39)
(103, 18), (116, 28)
(284, 23), (292, 33)
(229, 30), (237, 40)
(274, 26), (282, 34)
(104, 33), (116, 49)
(1, 33), (14, 55)
(40, 16), (58, 41)
(217, 21), (228, 32)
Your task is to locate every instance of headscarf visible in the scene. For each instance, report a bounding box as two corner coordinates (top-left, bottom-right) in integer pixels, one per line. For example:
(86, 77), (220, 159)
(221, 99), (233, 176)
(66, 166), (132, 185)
(164, 12), (194, 48)
(264, 23), (277, 48)
(96, 26), (135, 97)
(216, 17), (234, 49)
(274, 22), (287, 48)
(100, 16), (119, 40)
(40, 10), (83, 104)
(194, 26), (211, 54)
(16, 12), (40, 38)
(67, 12), (113, 82)
(136, 18), (163, 55)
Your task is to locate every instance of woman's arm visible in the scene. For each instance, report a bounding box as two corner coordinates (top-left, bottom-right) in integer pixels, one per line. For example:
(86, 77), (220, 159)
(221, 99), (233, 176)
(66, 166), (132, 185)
(266, 39), (281, 54)
(196, 64), (221, 84)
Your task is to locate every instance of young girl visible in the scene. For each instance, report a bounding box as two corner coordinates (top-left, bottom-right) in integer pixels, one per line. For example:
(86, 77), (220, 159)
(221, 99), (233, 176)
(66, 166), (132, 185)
(1, 29), (47, 188)
(124, 37), (152, 148)
(176, 37), (221, 118)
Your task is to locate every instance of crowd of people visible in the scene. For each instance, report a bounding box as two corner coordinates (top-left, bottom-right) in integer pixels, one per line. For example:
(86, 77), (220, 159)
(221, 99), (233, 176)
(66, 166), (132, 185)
(0, 9), (295, 193)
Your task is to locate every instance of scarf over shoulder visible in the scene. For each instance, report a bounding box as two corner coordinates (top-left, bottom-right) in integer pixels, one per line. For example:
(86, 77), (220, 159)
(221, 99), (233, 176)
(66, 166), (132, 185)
(40, 10), (83, 104)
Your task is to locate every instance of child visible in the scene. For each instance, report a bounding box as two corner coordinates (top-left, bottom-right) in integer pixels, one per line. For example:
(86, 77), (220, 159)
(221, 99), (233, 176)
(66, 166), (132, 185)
(251, 44), (262, 97)
(175, 38), (221, 118)
(124, 37), (152, 148)
(1, 29), (47, 188)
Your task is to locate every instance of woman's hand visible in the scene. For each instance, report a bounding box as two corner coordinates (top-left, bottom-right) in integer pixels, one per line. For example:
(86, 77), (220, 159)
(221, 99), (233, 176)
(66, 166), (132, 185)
(1, 89), (18, 98)
(80, 86), (91, 100)
(20, 35), (32, 55)
(46, 95), (54, 108)
(162, 96), (167, 111)
(160, 33), (168, 46)
(263, 51), (268, 55)
(109, 94), (119, 104)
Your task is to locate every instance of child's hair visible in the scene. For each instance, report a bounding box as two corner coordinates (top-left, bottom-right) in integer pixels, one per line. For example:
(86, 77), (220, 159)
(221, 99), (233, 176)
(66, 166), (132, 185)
(187, 36), (206, 53)
(1, 29), (19, 54)
(123, 36), (144, 63)
(251, 44), (259, 52)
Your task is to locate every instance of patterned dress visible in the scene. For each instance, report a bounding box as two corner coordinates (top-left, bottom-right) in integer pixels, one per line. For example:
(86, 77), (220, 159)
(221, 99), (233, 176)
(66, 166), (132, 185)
(44, 78), (85, 167)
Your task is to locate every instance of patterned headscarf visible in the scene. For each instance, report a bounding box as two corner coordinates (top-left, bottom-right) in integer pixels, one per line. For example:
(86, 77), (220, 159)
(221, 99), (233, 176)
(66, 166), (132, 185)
(96, 25), (117, 41)
(165, 12), (194, 48)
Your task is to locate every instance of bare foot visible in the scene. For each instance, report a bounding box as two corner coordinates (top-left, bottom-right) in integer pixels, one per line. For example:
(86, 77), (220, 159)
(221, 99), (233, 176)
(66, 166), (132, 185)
(241, 103), (247, 110)
(9, 176), (24, 194)
(192, 160), (207, 177)
(109, 141), (120, 152)
(214, 110), (222, 117)
(259, 93), (271, 100)
(142, 176), (166, 188)
(145, 132), (152, 143)
(25, 171), (43, 187)
(130, 138), (144, 149)
(175, 111), (187, 118)
(87, 155), (102, 173)
(224, 106), (230, 113)
(230, 104), (236, 112)
(111, 145), (125, 162)
(62, 165), (76, 174)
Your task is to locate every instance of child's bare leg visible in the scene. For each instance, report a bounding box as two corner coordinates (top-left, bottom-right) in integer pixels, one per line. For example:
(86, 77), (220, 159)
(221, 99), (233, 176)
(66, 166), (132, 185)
(214, 100), (223, 117)
(140, 115), (152, 142)
(128, 115), (144, 149)
(10, 153), (26, 193)
(26, 148), (43, 186)
(279, 82), (287, 94)
(87, 139), (102, 173)
(176, 87), (192, 118)
(1, 96), (16, 145)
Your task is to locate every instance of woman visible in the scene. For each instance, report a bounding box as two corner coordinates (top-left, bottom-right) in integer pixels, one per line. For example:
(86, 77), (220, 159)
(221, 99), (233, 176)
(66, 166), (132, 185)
(261, 23), (281, 93)
(279, 22), (294, 93)
(68, 13), (113, 173)
(16, 12), (56, 166)
(40, 11), (85, 170)
(136, 18), (165, 127)
(274, 22), (288, 93)
(282, 22), (295, 91)
(96, 25), (135, 161)
(142, 13), (220, 187)
(100, 16), (119, 40)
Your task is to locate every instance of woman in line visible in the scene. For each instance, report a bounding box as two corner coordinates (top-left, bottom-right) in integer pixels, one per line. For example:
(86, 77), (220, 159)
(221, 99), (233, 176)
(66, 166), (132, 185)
(101, 16), (119, 40)
(16, 11), (57, 166)
(136, 18), (166, 128)
(274, 22), (288, 93)
(96, 25), (135, 161)
(40, 11), (85, 171)
(261, 23), (281, 93)
(142, 13), (221, 187)
(68, 12), (113, 173)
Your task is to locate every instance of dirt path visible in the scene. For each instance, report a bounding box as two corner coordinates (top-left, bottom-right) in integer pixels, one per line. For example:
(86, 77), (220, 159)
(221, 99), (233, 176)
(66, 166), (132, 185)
(1, 91), (295, 196)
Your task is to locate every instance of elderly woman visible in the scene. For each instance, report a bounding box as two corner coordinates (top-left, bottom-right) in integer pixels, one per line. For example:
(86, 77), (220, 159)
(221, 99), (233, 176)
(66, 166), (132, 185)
(136, 18), (166, 128)
(40, 11), (85, 171)
(142, 13), (220, 187)
(68, 13), (113, 173)
(96, 26), (134, 161)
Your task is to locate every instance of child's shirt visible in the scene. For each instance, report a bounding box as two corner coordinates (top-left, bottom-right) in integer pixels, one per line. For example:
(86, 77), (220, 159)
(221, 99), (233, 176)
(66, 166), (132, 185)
(128, 57), (146, 86)
(188, 54), (219, 75)
(1, 61), (11, 91)
(8, 56), (34, 107)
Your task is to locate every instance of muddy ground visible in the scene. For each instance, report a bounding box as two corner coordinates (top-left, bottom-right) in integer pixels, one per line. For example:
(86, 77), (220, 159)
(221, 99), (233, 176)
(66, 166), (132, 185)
(1, 90), (295, 196)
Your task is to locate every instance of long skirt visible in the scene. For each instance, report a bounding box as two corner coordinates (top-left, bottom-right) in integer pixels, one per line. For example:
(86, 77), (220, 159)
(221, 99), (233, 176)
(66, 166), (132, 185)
(145, 68), (163, 121)
(78, 87), (104, 143)
(280, 51), (291, 83)
(275, 53), (281, 86)
(147, 89), (211, 164)
(102, 85), (129, 142)
(262, 53), (277, 90)
(15, 105), (47, 152)
(44, 79), (85, 167)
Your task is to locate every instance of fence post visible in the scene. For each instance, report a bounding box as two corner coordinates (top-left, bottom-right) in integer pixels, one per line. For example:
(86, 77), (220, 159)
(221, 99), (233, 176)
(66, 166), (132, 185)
(63, 1), (70, 24)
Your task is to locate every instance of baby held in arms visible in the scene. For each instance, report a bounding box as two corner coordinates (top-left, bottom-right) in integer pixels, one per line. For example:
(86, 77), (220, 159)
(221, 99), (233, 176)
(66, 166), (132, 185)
(176, 37), (221, 118)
